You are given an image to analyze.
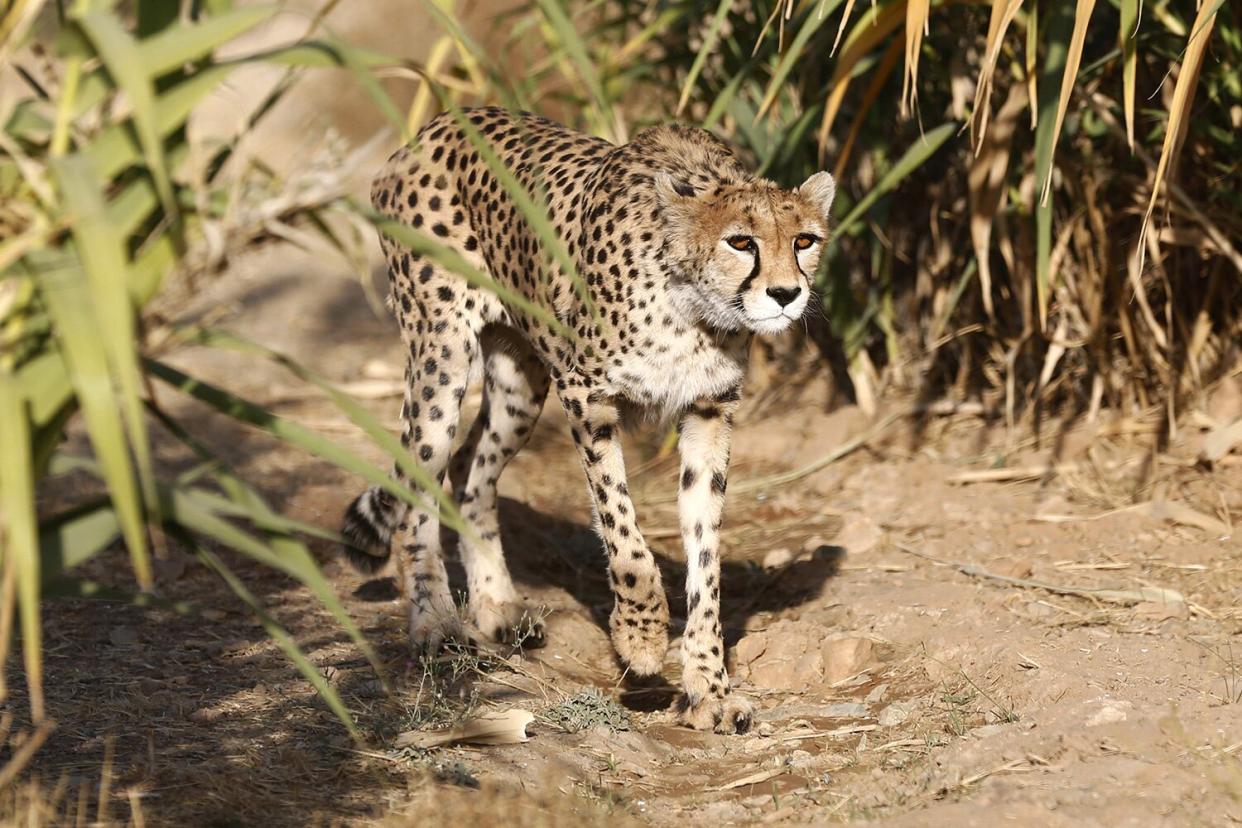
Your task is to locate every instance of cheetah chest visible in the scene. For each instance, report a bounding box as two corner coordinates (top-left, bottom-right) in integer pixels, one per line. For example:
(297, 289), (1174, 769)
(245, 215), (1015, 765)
(606, 327), (745, 415)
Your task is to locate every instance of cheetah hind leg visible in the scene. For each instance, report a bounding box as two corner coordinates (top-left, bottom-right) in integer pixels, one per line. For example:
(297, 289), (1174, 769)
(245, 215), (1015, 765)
(393, 319), (482, 659)
(448, 326), (550, 649)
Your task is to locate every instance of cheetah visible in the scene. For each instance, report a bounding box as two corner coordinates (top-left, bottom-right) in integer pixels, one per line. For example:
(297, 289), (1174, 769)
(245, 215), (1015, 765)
(341, 107), (835, 733)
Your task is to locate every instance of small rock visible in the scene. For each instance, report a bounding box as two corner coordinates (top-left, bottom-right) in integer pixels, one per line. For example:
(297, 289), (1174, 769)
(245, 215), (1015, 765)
(109, 626), (138, 647)
(878, 700), (919, 727)
(1014, 536), (1034, 548)
(971, 723), (1011, 738)
(823, 637), (875, 684)
(736, 625), (874, 691)
(865, 683), (890, 704)
(835, 514), (882, 556)
(756, 721), (776, 737)
(201, 609), (228, 622)
(613, 760), (648, 778)
(1086, 701), (1130, 726)
(763, 547), (796, 569)
(786, 749), (815, 768)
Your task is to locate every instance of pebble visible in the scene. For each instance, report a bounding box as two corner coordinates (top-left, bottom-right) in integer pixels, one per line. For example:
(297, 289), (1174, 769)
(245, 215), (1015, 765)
(878, 700), (919, 727)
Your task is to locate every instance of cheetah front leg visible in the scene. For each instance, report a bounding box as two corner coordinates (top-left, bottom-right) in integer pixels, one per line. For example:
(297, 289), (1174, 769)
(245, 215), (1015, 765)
(559, 388), (670, 676)
(674, 387), (753, 734)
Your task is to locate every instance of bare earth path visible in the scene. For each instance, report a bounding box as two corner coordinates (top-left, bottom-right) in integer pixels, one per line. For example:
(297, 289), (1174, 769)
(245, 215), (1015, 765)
(17, 247), (1242, 826)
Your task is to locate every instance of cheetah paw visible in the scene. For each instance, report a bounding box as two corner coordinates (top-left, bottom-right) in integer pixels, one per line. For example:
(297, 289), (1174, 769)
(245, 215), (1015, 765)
(409, 609), (476, 659)
(610, 617), (668, 676)
(674, 692), (754, 734)
(472, 597), (547, 649)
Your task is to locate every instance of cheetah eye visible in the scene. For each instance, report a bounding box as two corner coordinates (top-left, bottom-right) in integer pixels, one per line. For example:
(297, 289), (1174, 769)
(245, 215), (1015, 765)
(726, 235), (756, 252)
(793, 234), (820, 251)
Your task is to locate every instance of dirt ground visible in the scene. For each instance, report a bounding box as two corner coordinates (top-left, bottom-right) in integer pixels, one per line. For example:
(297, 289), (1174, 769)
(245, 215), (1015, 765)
(10, 244), (1242, 827)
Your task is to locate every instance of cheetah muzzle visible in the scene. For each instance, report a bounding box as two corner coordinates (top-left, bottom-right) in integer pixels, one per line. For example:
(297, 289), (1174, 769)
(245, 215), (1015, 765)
(341, 108), (835, 734)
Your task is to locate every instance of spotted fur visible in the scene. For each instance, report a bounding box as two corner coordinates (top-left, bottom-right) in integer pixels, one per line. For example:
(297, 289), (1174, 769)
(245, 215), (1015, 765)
(341, 108), (834, 733)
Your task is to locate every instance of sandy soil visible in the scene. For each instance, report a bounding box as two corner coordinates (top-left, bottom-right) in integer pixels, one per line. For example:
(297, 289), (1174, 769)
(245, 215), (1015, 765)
(11, 246), (1242, 827)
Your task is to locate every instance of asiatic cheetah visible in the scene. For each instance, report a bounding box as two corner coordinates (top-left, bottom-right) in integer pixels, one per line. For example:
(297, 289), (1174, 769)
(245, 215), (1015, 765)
(342, 107), (835, 733)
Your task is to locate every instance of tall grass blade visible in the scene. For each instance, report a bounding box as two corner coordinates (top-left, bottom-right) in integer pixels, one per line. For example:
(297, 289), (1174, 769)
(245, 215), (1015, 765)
(373, 215), (575, 338)
(144, 359), (459, 531)
(141, 403), (387, 681)
(51, 156), (160, 556)
(902, 0), (931, 118)
(1038, 0), (1098, 206)
(816, 0), (906, 156)
(834, 38), (902, 178)
(836, 122), (956, 234)
(757, 0), (847, 119)
(703, 63), (752, 132)
(831, 0), (859, 56)
(1033, 0), (1074, 330)
(970, 0), (1023, 149)
(170, 326), (461, 531)
(0, 372), (43, 720)
(36, 251), (152, 589)
(413, 0), (510, 101)
(1136, 0), (1220, 274)
(1025, 3), (1038, 128)
(408, 35), (457, 133)
(532, 0), (616, 140)
(139, 6), (277, 76)
(1119, 0), (1138, 151)
(969, 84), (1025, 320)
(439, 105), (597, 324)
(676, 0), (734, 116)
(77, 12), (177, 219)
(39, 498), (120, 585)
(83, 63), (233, 181)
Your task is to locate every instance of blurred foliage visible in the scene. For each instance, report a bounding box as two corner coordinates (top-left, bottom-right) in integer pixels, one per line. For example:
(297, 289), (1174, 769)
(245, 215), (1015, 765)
(0, 0), (456, 734)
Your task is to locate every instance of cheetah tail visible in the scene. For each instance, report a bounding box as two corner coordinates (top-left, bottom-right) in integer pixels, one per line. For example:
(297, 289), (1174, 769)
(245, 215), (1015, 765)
(340, 486), (404, 573)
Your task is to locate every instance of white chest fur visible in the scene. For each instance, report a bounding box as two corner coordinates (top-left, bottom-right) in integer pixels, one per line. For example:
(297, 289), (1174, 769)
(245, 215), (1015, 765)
(607, 327), (746, 418)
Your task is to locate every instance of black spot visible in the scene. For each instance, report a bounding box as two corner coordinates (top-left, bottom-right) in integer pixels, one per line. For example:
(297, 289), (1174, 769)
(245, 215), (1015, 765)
(681, 468), (696, 489)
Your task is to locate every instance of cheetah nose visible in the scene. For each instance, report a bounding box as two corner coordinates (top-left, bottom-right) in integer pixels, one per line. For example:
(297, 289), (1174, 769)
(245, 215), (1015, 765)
(766, 285), (802, 308)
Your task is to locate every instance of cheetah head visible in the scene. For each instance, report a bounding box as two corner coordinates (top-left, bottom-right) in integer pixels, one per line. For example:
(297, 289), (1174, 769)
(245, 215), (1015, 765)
(654, 171), (835, 335)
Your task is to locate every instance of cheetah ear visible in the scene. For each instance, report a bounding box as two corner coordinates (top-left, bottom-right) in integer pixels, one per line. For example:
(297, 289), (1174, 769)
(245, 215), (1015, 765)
(797, 171), (836, 217)
(653, 172), (697, 205)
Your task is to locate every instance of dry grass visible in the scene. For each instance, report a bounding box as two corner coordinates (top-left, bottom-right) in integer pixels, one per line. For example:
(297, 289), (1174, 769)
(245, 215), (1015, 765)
(377, 778), (644, 827)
